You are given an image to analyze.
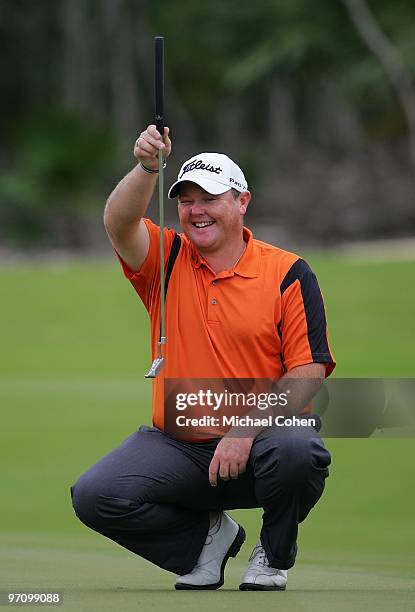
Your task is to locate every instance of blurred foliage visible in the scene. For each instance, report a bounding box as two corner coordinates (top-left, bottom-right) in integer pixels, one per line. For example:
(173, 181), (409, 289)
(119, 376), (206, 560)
(0, 0), (414, 247)
(0, 109), (116, 245)
(149, 0), (414, 136)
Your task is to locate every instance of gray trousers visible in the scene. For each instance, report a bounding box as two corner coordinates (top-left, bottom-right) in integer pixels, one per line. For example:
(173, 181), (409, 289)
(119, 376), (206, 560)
(71, 425), (330, 575)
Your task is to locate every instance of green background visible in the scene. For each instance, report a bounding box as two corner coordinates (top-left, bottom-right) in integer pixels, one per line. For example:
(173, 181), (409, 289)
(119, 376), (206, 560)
(1, 255), (414, 611)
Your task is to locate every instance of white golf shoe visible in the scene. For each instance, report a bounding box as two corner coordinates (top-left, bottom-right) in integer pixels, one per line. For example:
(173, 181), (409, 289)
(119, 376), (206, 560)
(175, 512), (245, 590)
(239, 541), (288, 591)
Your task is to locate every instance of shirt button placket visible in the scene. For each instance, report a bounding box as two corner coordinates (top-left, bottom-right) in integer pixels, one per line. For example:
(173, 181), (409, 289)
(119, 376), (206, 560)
(208, 279), (219, 322)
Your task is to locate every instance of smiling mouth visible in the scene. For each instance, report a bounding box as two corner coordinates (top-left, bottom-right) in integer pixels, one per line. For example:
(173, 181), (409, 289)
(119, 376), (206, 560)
(192, 220), (215, 228)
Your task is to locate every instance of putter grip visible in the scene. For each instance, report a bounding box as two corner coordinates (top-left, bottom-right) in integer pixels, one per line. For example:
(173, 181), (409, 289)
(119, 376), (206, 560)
(155, 36), (164, 139)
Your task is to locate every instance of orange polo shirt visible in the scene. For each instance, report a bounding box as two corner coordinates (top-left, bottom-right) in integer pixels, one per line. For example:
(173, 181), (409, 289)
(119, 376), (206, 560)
(117, 218), (335, 436)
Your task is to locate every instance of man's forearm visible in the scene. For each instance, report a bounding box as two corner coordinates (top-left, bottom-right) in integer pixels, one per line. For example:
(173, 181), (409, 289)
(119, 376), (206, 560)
(104, 163), (158, 237)
(274, 363), (325, 418)
(209, 365), (326, 483)
(225, 364), (325, 440)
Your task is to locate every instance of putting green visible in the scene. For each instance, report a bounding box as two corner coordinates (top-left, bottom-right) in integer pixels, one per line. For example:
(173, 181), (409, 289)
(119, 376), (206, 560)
(1, 256), (414, 610)
(2, 533), (414, 612)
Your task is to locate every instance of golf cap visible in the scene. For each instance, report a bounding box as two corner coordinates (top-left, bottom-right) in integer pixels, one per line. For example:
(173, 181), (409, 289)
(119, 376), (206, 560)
(167, 152), (248, 199)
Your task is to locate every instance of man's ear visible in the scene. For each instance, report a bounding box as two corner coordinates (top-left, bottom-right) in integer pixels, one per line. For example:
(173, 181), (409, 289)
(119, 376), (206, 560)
(239, 191), (251, 215)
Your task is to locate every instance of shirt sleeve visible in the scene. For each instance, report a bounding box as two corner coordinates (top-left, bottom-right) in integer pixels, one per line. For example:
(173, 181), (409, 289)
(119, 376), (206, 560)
(279, 258), (336, 377)
(115, 218), (176, 313)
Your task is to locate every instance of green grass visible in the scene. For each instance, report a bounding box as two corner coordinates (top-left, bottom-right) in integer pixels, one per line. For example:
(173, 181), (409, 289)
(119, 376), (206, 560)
(2, 535), (414, 612)
(1, 255), (415, 611)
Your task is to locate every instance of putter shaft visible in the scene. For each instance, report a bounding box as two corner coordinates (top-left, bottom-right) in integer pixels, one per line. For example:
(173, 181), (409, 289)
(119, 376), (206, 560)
(145, 37), (166, 379)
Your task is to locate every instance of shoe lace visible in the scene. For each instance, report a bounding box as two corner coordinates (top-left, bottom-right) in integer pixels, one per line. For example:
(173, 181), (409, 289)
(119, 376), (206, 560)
(249, 544), (269, 567)
(193, 514), (221, 569)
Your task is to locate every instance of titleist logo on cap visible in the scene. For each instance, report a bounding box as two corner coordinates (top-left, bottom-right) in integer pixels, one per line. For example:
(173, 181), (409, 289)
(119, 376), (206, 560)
(179, 159), (222, 179)
(167, 152), (248, 199)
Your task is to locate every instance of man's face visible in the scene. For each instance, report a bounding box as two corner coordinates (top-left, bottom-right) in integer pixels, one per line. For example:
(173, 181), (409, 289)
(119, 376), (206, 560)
(177, 182), (249, 253)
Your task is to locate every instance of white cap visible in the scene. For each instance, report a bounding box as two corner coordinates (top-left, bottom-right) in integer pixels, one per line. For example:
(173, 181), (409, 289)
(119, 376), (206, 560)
(167, 152), (248, 199)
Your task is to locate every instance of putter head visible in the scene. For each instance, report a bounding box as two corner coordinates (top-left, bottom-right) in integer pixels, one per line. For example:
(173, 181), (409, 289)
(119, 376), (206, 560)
(145, 357), (165, 378)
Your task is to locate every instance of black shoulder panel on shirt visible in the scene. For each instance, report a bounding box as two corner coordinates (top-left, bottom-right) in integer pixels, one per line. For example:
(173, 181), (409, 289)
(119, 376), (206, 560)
(280, 258), (311, 295)
(280, 258), (331, 360)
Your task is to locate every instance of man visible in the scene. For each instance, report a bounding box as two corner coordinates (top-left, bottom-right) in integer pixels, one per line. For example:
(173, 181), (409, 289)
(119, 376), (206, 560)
(71, 124), (335, 591)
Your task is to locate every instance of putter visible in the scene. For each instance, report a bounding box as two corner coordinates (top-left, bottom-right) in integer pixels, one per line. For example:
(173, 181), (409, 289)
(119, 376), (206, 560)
(145, 36), (166, 379)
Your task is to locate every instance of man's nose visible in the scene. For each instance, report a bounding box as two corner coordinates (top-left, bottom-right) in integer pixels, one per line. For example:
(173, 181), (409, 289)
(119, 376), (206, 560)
(189, 202), (205, 215)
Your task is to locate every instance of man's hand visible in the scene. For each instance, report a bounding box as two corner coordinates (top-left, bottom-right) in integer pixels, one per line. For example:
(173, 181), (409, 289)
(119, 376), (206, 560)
(209, 437), (254, 487)
(134, 124), (171, 171)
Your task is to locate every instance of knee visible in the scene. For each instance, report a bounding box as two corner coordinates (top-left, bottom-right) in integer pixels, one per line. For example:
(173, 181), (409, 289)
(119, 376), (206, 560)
(71, 474), (102, 529)
(254, 437), (329, 499)
(282, 437), (331, 484)
(71, 474), (144, 530)
(279, 437), (315, 485)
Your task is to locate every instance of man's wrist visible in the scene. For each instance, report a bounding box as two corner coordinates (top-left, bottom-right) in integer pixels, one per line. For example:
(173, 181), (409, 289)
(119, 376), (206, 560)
(139, 160), (167, 174)
(226, 426), (262, 441)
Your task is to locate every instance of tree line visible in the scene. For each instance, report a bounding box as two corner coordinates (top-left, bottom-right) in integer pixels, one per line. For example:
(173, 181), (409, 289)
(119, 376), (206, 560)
(1, 0), (414, 248)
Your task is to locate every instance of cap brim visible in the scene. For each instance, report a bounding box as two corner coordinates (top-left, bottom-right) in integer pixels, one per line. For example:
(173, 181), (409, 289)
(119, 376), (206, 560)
(167, 176), (231, 199)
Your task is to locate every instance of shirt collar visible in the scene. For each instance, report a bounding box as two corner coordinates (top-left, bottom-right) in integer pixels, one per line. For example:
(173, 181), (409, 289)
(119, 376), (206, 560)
(190, 226), (259, 278)
(234, 227), (259, 278)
